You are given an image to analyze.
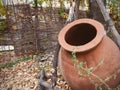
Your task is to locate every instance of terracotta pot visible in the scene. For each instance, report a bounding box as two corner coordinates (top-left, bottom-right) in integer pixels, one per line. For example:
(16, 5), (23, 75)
(58, 19), (120, 90)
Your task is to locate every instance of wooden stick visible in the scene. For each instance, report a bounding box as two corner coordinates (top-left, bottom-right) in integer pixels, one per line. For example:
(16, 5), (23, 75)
(51, 42), (60, 87)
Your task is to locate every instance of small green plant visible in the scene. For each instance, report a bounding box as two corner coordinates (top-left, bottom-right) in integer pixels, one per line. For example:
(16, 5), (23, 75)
(0, 0), (6, 16)
(71, 48), (120, 90)
(107, 0), (120, 28)
(0, 20), (7, 30)
(0, 0), (7, 31)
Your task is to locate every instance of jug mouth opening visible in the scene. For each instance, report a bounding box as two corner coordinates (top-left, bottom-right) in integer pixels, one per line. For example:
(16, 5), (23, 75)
(58, 19), (105, 52)
(65, 23), (97, 46)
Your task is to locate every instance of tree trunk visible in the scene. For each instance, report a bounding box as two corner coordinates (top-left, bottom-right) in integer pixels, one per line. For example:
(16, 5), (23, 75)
(74, 0), (81, 20)
(89, 0), (106, 27)
(95, 0), (120, 48)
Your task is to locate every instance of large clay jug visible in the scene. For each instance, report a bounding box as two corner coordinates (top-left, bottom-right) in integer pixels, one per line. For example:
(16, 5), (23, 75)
(58, 19), (120, 90)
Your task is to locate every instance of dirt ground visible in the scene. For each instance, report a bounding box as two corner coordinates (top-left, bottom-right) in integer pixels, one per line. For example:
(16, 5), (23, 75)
(0, 50), (72, 90)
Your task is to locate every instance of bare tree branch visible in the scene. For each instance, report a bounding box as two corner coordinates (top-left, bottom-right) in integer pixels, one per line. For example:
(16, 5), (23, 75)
(95, 0), (120, 48)
(74, 0), (81, 20)
(66, 0), (75, 23)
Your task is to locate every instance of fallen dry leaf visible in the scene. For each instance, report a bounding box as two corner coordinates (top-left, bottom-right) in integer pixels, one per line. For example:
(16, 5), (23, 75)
(12, 25), (17, 30)
(0, 51), (71, 90)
